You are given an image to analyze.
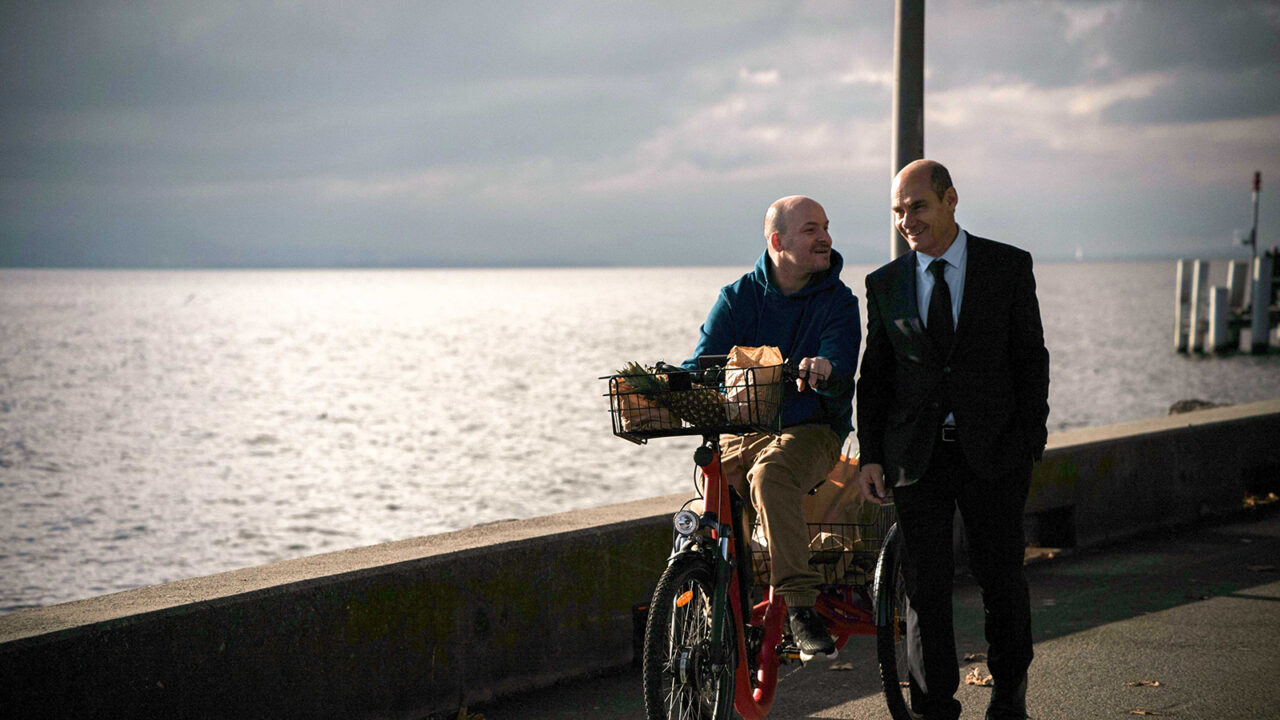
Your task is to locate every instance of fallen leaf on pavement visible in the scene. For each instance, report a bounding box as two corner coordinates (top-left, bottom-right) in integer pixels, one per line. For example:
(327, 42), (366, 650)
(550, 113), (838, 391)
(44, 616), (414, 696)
(1128, 710), (1163, 716)
(963, 652), (987, 662)
(964, 666), (994, 686)
(829, 662), (854, 671)
(1244, 492), (1278, 509)
(457, 708), (486, 720)
(1124, 680), (1162, 687)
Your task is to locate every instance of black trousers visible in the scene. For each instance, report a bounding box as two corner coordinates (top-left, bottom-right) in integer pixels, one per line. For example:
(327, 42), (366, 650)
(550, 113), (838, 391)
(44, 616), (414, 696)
(893, 437), (1034, 718)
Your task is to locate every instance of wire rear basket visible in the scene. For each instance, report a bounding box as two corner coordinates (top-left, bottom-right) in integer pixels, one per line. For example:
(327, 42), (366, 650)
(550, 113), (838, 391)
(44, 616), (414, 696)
(605, 363), (785, 443)
(751, 503), (897, 588)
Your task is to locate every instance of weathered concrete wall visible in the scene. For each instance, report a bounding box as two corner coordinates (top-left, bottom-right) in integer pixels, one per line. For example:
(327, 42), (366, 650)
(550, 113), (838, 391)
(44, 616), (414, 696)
(1027, 398), (1280, 549)
(1, 398), (1277, 719)
(0, 499), (680, 719)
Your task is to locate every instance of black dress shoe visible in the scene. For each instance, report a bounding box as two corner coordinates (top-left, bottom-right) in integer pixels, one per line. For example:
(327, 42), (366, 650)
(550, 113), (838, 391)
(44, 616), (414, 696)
(985, 674), (1027, 719)
(916, 697), (961, 720)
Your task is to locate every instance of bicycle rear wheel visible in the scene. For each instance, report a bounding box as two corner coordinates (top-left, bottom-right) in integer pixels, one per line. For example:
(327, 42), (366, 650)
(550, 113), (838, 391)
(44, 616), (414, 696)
(873, 524), (914, 720)
(642, 556), (737, 720)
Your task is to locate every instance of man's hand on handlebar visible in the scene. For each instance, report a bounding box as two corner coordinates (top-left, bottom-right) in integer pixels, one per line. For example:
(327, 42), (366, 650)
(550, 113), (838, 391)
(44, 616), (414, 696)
(795, 356), (832, 392)
(857, 462), (888, 505)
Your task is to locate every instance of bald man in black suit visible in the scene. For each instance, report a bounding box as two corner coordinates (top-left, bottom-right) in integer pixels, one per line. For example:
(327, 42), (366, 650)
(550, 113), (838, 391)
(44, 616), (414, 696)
(856, 160), (1050, 720)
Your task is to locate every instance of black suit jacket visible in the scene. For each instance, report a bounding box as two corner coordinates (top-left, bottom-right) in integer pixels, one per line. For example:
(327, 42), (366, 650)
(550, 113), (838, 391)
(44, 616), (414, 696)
(856, 234), (1050, 481)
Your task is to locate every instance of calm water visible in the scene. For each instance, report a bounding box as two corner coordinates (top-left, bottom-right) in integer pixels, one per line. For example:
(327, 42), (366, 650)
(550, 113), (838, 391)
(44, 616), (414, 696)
(2, 262), (1277, 612)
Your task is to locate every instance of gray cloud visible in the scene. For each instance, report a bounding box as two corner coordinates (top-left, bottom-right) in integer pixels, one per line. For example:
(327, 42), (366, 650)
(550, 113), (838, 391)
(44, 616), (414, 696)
(1, 0), (1278, 267)
(1104, 65), (1280, 124)
(1084, 0), (1280, 77)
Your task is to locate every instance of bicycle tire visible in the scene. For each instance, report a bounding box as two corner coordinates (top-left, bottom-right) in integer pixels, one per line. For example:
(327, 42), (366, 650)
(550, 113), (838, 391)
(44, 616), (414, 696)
(873, 524), (914, 720)
(642, 555), (737, 720)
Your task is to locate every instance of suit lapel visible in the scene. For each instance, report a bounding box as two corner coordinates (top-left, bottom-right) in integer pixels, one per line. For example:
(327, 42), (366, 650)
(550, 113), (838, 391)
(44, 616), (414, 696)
(953, 236), (988, 342)
(885, 251), (940, 363)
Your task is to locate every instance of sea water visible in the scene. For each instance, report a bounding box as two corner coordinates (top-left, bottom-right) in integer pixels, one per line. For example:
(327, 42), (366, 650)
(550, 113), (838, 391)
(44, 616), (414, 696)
(1, 262), (1277, 612)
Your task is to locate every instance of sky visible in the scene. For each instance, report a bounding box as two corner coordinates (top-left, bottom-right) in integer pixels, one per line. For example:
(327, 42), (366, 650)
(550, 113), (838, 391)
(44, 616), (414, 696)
(2, 0), (1278, 268)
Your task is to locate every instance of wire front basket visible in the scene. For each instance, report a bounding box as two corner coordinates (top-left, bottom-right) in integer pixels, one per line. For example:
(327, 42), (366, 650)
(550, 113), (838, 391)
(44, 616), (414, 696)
(751, 503), (897, 588)
(605, 363), (785, 443)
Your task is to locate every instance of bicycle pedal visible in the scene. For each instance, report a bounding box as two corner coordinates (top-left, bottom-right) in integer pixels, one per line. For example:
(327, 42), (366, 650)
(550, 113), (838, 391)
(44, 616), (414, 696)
(776, 643), (802, 664)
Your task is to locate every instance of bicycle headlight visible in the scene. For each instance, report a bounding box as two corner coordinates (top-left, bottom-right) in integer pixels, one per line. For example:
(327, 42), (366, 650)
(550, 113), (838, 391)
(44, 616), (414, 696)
(673, 510), (701, 536)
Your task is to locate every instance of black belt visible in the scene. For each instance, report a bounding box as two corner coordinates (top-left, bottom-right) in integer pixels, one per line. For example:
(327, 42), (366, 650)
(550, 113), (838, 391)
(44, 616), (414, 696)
(940, 425), (958, 442)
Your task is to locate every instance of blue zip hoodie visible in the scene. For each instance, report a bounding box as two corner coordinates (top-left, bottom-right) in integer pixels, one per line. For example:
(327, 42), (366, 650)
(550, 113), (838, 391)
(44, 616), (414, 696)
(684, 249), (861, 435)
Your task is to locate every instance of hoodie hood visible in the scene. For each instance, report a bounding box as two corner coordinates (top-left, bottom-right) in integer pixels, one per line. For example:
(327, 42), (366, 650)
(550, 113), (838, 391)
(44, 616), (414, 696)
(751, 248), (847, 299)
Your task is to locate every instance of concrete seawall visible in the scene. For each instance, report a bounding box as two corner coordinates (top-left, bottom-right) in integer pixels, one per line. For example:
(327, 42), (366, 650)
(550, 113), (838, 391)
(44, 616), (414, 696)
(2, 399), (1278, 719)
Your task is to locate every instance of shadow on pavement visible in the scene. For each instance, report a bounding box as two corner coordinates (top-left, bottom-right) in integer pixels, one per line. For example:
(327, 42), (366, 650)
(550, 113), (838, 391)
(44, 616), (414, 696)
(475, 511), (1280, 720)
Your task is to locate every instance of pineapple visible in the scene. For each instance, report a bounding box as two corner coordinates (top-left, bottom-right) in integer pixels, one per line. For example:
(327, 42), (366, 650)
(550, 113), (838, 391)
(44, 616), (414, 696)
(664, 385), (729, 427)
(613, 361), (727, 428)
(615, 361), (668, 397)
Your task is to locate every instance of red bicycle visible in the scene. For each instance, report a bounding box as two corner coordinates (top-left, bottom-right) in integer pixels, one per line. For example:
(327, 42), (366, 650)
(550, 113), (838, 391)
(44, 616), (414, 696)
(606, 357), (917, 719)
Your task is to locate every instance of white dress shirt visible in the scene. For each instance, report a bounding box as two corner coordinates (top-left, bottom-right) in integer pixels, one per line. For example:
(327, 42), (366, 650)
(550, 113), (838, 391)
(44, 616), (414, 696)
(915, 228), (968, 331)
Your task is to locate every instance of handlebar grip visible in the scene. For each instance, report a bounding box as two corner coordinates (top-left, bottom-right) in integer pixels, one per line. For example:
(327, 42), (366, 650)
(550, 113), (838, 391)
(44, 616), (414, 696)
(780, 360), (800, 381)
(656, 360), (726, 388)
(783, 359), (829, 391)
(653, 361), (691, 391)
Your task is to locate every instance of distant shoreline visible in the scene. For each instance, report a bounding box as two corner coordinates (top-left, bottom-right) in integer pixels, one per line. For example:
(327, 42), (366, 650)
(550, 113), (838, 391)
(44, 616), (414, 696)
(0, 254), (1258, 272)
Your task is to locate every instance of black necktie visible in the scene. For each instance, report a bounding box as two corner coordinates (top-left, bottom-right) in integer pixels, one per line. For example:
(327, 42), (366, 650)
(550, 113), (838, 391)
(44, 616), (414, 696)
(927, 259), (954, 355)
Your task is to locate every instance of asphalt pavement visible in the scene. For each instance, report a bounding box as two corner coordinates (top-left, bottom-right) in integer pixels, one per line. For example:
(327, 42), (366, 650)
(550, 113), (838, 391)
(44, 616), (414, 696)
(474, 509), (1280, 720)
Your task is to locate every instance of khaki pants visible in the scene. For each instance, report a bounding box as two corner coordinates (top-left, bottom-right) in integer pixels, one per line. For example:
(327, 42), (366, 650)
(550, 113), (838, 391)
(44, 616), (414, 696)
(720, 424), (841, 608)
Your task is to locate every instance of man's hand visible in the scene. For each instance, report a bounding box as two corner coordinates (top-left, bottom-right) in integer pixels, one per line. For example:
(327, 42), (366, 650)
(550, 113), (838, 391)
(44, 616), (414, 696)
(796, 356), (832, 392)
(858, 463), (887, 505)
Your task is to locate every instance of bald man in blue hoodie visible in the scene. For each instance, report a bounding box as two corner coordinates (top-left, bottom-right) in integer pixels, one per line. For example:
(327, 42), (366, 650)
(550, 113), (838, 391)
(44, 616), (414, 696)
(684, 195), (861, 660)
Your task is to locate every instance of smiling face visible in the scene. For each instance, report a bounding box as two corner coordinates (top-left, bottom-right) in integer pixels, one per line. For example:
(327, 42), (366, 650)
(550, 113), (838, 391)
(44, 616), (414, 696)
(769, 197), (832, 278)
(891, 163), (959, 257)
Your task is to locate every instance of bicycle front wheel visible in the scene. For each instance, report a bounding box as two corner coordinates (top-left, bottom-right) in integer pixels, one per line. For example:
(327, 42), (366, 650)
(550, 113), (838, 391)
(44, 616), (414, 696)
(873, 524), (914, 720)
(642, 556), (737, 720)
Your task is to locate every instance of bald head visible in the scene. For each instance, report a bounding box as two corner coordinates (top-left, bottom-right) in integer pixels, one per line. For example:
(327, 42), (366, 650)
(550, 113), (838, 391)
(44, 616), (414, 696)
(762, 195), (832, 294)
(895, 159), (954, 203)
(764, 195), (820, 240)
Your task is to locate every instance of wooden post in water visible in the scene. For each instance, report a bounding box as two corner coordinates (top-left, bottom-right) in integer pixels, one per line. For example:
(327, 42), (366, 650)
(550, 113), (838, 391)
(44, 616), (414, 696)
(1176, 259), (1210, 353)
(1227, 261), (1250, 313)
(1225, 260), (1250, 351)
(1175, 259), (1192, 352)
(1209, 286), (1232, 352)
(1251, 253), (1275, 354)
(1188, 260), (1209, 353)
(1248, 172), (1261, 262)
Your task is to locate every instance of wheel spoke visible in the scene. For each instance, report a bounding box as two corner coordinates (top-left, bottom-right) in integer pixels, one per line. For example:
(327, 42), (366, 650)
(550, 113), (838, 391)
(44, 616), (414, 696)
(875, 526), (915, 720)
(643, 558), (736, 720)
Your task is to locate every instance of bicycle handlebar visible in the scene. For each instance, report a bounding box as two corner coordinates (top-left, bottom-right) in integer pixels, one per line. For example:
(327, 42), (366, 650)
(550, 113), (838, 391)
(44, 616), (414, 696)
(662, 357), (827, 392)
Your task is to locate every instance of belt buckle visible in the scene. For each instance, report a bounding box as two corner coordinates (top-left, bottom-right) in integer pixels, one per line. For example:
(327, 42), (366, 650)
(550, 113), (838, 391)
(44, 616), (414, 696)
(940, 425), (958, 442)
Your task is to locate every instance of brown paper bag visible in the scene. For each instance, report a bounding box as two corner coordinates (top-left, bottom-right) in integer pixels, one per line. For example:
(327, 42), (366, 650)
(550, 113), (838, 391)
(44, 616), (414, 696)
(804, 452), (870, 532)
(724, 345), (783, 424)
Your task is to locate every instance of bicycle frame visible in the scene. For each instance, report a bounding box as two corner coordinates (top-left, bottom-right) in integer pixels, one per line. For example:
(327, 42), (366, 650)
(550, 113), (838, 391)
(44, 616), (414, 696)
(616, 359), (895, 719)
(665, 434), (884, 720)
(667, 433), (781, 720)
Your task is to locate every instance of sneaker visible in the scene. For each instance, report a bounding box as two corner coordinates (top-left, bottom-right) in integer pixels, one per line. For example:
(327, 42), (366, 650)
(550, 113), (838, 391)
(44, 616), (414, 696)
(788, 606), (837, 661)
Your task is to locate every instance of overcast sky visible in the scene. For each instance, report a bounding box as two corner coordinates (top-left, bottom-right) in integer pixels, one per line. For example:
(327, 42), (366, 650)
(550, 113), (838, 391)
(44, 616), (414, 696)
(2, 0), (1278, 268)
